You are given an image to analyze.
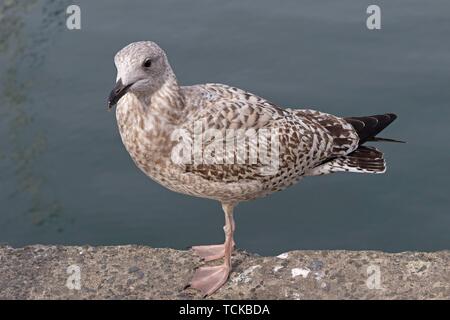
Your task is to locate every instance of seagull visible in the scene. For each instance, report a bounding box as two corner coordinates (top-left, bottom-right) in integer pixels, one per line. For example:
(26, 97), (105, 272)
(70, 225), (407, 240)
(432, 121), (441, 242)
(107, 41), (402, 297)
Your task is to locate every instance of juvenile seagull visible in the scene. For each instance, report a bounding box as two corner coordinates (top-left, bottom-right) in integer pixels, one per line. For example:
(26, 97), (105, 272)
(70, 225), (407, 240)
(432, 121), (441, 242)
(108, 41), (402, 296)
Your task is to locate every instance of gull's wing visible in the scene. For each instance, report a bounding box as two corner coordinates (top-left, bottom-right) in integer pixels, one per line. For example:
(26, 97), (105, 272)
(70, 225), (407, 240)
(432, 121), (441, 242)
(175, 83), (359, 185)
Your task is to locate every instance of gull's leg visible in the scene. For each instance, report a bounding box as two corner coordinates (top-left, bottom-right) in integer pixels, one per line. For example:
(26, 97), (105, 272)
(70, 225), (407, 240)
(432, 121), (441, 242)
(191, 206), (236, 262)
(187, 202), (236, 297)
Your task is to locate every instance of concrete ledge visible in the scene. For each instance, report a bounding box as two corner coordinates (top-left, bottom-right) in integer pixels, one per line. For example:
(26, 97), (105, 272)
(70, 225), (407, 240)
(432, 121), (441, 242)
(0, 245), (448, 299)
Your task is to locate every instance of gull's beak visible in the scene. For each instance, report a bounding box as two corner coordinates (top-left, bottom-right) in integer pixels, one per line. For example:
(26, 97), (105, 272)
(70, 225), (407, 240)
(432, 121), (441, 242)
(108, 79), (132, 110)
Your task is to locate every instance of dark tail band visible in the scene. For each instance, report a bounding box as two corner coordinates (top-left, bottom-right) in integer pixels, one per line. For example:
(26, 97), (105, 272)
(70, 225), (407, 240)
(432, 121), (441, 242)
(345, 113), (403, 144)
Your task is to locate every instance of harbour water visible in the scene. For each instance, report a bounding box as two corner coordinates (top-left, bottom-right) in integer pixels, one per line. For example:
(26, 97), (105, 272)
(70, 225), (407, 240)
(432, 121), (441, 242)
(1, 0), (449, 254)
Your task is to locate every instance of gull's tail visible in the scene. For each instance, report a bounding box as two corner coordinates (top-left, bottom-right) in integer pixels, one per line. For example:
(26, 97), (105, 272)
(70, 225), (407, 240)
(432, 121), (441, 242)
(344, 113), (405, 144)
(307, 113), (403, 176)
(338, 113), (403, 174)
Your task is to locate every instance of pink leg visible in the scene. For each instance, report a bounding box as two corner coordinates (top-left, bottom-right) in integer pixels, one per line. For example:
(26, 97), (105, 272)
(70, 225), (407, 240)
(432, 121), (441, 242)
(191, 206), (236, 261)
(186, 203), (236, 297)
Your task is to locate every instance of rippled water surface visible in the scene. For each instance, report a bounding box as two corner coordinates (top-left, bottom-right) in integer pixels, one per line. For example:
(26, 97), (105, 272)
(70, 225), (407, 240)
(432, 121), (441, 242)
(1, 0), (449, 254)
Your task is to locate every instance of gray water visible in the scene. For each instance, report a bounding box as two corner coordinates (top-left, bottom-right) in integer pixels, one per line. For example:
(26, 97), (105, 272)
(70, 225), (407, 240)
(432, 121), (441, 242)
(1, 0), (449, 255)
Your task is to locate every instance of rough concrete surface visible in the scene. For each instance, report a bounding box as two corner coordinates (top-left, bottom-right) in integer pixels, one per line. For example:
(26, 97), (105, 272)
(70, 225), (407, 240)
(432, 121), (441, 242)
(0, 245), (448, 299)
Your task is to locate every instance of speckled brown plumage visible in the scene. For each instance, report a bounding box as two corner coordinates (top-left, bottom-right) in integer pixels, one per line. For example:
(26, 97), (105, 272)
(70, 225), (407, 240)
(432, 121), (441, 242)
(109, 41), (400, 296)
(115, 77), (366, 203)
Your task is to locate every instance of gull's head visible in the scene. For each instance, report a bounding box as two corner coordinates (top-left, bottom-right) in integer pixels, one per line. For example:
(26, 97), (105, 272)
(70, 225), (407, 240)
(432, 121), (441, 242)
(108, 41), (171, 109)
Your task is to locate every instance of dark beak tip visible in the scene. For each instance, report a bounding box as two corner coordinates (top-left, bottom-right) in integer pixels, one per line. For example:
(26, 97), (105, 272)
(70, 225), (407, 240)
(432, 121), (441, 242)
(107, 79), (131, 111)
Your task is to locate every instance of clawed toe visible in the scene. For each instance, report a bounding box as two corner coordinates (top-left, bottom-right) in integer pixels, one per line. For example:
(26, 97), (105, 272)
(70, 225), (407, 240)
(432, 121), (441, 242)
(185, 264), (230, 297)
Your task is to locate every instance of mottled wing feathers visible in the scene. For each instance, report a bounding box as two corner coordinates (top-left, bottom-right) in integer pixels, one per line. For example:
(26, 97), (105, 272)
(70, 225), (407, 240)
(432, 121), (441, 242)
(291, 109), (359, 156)
(306, 146), (386, 176)
(178, 84), (287, 182)
(177, 84), (361, 184)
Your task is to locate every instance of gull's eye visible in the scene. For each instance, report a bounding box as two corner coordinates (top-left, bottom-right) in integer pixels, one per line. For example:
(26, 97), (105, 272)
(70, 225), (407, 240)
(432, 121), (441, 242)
(143, 58), (152, 68)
